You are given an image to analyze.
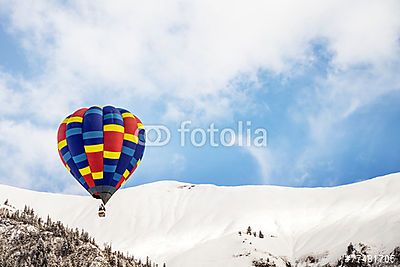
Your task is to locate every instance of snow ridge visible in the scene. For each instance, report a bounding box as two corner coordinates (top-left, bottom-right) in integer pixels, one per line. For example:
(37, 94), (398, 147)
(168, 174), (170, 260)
(0, 173), (399, 267)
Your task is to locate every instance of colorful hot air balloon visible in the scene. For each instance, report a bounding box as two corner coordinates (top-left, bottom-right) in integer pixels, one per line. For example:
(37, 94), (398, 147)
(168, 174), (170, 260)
(57, 106), (145, 208)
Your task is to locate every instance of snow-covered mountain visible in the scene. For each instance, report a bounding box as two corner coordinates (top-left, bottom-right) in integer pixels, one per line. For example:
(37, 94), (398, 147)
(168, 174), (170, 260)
(0, 204), (151, 267)
(1, 173), (400, 267)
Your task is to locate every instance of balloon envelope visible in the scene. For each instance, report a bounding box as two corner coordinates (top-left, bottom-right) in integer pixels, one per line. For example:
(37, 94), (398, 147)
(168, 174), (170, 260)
(57, 106), (145, 204)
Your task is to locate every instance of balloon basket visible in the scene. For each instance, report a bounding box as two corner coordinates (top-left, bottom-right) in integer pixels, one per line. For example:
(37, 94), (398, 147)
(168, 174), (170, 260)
(98, 204), (106, 217)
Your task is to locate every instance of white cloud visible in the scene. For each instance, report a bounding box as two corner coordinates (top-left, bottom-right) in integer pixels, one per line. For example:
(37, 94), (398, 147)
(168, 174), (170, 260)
(0, 119), (75, 191)
(0, 0), (398, 121)
(0, 0), (399, 187)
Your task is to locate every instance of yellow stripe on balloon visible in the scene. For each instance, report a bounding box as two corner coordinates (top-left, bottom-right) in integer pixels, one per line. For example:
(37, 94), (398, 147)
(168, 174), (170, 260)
(104, 124), (124, 133)
(58, 139), (67, 150)
(123, 169), (130, 178)
(79, 166), (91, 176)
(92, 171), (103, 180)
(121, 112), (135, 119)
(84, 144), (104, 153)
(137, 123), (145, 129)
(124, 133), (138, 144)
(104, 151), (121, 159)
(68, 116), (83, 123)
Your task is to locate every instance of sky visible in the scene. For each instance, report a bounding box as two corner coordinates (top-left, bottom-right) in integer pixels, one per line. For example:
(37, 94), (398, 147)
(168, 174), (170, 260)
(0, 0), (399, 195)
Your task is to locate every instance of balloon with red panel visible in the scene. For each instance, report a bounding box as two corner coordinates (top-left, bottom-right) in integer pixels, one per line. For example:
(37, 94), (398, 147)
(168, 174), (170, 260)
(57, 105), (145, 217)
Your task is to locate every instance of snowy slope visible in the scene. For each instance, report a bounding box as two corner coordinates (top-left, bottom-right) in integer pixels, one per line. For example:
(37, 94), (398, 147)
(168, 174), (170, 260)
(1, 173), (400, 266)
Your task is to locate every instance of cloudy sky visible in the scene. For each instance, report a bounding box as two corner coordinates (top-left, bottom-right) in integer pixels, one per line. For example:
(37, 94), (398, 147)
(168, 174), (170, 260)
(0, 0), (399, 194)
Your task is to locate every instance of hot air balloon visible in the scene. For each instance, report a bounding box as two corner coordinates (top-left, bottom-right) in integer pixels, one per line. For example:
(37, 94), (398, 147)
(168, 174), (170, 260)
(57, 105), (145, 217)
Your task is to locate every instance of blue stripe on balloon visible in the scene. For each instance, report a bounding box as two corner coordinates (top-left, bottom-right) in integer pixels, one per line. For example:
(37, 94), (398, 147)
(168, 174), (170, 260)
(84, 108), (103, 116)
(104, 164), (117, 172)
(66, 128), (82, 137)
(121, 146), (135, 156)
(104, 113), (123, 121)
(79, 176), (86, 185)
(62, 151), (72, 162)
(72, 153), (87, 163)
(83, 131), (103, 139)
(130, 157), (138, 166)
(113, 173), (122, 181)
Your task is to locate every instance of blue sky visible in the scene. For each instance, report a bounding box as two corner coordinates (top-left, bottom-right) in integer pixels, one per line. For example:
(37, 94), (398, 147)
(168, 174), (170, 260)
(0, 0), (399, 194)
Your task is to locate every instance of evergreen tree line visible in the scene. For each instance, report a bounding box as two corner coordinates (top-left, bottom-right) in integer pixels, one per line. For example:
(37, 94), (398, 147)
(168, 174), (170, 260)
(0, 200), (165, 267)
(252, 243), (400, 267)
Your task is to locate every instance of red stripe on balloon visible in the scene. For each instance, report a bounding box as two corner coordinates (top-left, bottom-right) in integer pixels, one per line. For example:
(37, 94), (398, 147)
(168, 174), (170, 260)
(57, 118), (68, 170)
(124, 117), (138, 135)
(114, 114), (137, 190)
(82, 174), (95, 187)
(104, 131), (124, 152)
(115, 177), (124, 190)
(74, 108), (87, 117)
(86, 151), (103, 172)
(57, 122), (67, 143)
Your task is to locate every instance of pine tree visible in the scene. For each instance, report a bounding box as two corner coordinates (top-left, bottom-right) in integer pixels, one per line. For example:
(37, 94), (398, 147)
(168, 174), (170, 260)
(0, 204), (159, 267)
(46, 214), (52, 227)
(247, 226), (252, 235)
(259, 230), (264, 238)
(347, 243), (354, 255)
